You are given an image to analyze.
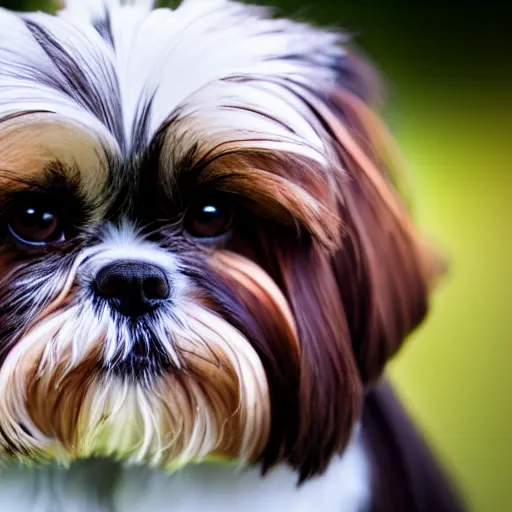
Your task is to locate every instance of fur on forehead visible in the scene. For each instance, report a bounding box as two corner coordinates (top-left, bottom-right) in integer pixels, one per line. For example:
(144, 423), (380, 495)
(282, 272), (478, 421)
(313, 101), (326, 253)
(0, 0), (347, 160)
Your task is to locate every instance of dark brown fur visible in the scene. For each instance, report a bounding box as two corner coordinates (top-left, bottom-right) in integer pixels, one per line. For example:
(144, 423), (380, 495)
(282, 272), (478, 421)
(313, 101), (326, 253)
(363, 381), (466, 512)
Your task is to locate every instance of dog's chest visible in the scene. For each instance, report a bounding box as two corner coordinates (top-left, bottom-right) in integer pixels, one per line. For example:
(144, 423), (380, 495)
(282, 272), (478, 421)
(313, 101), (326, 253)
(0, 435), (371, 512)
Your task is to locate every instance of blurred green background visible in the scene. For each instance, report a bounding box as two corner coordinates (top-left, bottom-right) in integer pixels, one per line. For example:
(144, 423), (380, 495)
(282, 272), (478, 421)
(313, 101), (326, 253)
(1, 1), (510, 510)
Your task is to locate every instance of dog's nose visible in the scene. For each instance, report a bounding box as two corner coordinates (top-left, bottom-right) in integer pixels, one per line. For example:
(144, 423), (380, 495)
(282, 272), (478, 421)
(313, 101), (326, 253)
(95, 261), (170, 317)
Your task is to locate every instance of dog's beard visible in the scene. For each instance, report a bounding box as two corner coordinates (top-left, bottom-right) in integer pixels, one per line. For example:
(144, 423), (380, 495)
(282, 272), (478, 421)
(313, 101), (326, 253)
(0, 253), (283, 470)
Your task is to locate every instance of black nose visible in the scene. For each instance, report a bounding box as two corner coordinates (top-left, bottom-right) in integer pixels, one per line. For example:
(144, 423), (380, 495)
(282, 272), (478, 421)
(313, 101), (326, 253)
(95, 261), (170, 317)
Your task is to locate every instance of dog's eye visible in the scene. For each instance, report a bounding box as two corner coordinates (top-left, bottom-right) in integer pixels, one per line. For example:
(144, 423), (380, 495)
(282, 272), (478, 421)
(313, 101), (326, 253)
(8, 202), (65, 246)
(185, 197), (234, 240)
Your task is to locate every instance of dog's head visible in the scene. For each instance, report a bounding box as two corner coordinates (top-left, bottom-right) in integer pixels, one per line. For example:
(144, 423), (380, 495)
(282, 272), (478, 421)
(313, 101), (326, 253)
(0, 0), (440, 481)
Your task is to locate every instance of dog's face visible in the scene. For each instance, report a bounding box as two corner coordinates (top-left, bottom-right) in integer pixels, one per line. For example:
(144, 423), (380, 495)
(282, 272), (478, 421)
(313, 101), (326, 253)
(0, 0), (438, 480)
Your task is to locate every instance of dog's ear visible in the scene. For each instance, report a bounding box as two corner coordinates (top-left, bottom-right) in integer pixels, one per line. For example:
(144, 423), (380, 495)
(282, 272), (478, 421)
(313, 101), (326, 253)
(324, 50), (445, 384)
(251, 51), (444, 481)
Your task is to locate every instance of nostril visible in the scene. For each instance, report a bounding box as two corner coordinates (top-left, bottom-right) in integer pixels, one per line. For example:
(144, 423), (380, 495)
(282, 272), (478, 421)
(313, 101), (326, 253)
(94, 261), (170, 317)
(96, 272), (127, 300)
(143, 275), (169, 301)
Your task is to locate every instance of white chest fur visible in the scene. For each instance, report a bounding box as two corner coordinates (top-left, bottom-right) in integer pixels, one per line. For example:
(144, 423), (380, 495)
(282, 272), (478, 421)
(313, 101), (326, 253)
(0, 433), (371, 512)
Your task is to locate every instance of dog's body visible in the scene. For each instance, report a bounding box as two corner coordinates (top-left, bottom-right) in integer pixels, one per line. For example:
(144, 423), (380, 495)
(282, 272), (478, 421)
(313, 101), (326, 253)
(0, 1), (465, 510)
(0, 383), (463, 512)
(0, 433), (369, 512)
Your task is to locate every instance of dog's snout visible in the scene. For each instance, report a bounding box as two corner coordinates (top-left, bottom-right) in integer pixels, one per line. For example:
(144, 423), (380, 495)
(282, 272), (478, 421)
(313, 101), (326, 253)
(95, 261), (170, 317)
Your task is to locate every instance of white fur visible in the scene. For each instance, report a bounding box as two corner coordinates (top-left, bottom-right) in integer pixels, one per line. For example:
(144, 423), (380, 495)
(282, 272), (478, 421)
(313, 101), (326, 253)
(0, 0), (343, 163)
(0, 429), (371, 512)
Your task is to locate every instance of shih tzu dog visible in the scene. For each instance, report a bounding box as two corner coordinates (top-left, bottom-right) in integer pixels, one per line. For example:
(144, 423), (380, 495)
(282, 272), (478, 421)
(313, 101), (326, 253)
(0, 0), (465, 511)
